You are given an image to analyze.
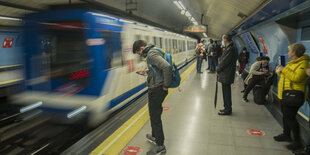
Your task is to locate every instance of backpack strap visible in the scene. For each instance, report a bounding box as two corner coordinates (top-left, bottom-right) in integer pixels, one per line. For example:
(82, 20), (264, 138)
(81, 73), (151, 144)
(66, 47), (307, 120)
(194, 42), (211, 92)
(152, 47), (174, 70)
(147, 50), (164, 82)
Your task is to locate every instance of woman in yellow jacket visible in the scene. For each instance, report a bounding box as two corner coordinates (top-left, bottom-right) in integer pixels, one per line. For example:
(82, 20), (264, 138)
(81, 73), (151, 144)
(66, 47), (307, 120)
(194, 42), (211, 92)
(273, 43), (309, 151)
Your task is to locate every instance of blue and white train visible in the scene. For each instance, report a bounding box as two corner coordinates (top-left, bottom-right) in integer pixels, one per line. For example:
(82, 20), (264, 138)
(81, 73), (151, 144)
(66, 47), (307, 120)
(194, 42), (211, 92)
(13, 7), (197, 126)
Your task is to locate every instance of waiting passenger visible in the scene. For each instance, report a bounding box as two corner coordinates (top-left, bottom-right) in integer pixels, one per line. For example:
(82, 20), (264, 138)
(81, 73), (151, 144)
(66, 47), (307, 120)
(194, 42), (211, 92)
(237, 47), (249, 75)
(242, 56), (273, 102)
(241, 56), (263, 93)
(207, 39), (217, 73)
(216, 34), (238, 115)
(132, 40), (172, 154)
(273, 43), (309, 151)
(195, 40), (205, 73)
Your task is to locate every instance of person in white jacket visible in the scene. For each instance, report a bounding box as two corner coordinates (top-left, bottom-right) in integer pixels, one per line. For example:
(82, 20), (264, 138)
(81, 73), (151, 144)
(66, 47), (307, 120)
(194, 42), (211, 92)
(242, 56), (273, 102)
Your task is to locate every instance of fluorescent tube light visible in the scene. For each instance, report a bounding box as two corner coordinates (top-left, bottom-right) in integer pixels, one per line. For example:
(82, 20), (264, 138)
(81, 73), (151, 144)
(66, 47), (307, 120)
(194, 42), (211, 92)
(173, 1), (183, 10)
(185, 11), (191, 17)
(178, 1), (186, 10)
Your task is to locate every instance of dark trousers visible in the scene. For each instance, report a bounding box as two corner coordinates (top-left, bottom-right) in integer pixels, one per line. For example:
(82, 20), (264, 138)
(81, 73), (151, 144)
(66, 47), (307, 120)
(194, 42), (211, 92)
(207, 56), (212, 69)
(148, 86), (168, 145)
(238, 62), (246, 74)
(210, 56), (218, 71)
(281, 103), (301, 142)
(243, 78), (265, 99)
(196, 56), (203, 72)
(222, 83), (232, 112)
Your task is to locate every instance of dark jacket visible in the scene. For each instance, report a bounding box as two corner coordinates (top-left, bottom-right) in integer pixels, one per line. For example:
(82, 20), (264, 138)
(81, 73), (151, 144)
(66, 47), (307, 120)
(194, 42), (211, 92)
(216, 42), (238, 84)
(142, 46), (172, 89)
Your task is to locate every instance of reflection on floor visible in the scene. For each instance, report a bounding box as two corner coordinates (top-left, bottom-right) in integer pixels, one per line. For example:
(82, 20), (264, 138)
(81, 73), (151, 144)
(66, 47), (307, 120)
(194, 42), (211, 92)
(123, 62), (292, 155)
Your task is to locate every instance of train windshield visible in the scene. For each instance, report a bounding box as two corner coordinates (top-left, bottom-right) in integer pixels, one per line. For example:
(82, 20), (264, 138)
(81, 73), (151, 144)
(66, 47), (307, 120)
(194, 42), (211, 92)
(40, 21), (90, 82)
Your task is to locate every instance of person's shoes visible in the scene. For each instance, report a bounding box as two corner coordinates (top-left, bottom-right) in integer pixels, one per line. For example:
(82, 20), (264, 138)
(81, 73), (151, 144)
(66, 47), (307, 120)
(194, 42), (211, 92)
(242, 97), (249, 102)
(206, 68), (210, 70)
(147, 145), (166, 155)
(218, 111), (231, 115)
(208, 71), (215, 73)
(292, 147), (307, 155)
(273, 133), (292, 142)
(197, 71), (203, 73)
(241, 90), (245, 93)
(146, 134), (156, 144)
(219, 109), (225, 112)
(287, 142), (303, 151)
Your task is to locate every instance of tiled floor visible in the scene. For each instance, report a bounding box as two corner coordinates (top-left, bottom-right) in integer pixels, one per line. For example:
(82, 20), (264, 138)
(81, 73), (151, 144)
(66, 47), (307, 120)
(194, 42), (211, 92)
(121, 62), (293, 155)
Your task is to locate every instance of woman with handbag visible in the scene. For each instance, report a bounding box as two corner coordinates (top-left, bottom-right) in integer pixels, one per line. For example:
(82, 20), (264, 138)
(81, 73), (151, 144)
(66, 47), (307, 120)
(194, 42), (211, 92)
(273, 43), (309, 151)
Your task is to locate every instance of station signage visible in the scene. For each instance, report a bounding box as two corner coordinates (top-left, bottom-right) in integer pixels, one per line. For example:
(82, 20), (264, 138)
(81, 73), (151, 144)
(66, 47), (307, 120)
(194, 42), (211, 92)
(184, 25), (206, 33)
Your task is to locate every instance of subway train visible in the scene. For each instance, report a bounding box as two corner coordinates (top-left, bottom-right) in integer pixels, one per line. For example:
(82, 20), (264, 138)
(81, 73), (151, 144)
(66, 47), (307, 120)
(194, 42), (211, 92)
(12, 7), (197, 126)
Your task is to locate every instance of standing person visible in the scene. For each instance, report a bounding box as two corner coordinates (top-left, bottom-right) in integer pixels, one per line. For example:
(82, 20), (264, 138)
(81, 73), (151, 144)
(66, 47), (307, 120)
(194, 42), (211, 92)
(273, 43), (309, 151)
(216, 34), (238, 115)
(238, 47), (249, 74)
(132, 40), (172, 154)
(208, 39), (216, 73)
(195, 40), (205, 73)
(202, 40), (208, 61)
(207, 39), (212, 70)
(242, 56), (273, 102)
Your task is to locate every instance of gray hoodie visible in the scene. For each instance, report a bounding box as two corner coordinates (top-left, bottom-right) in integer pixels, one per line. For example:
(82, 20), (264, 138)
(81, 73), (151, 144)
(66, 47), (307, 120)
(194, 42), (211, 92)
(144, 46), (172, 89)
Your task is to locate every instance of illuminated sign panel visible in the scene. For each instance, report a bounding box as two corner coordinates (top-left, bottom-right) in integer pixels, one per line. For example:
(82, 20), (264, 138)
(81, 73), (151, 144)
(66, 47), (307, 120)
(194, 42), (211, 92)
(69, 70), (89, 80)
(184, 25), (206, 32)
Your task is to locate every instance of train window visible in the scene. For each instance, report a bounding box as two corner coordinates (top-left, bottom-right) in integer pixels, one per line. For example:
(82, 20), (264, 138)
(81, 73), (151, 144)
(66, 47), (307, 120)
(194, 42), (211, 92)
(101, 31), (123, 69)
(183, 41), (186, 52)
(145, 36), (150, 43)
(159, 37), (162, 48)
(153, 37), (157, 45)
(170, 39), (172, 52)
(41, 22), (90, 82)
(301, 26), (310, 41)
(165, 39), (167, 50)
(135, 35), (141, 40)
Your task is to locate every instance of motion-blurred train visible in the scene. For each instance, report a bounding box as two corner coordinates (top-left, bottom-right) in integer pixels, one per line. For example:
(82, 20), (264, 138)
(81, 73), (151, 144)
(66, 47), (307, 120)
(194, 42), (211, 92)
(13, 6), (197, 126)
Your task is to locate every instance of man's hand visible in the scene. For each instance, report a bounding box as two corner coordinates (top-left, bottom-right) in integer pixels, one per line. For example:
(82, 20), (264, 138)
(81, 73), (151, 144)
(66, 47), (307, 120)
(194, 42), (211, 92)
(216, 72), (218, 76)
(163, 86), (168, 91)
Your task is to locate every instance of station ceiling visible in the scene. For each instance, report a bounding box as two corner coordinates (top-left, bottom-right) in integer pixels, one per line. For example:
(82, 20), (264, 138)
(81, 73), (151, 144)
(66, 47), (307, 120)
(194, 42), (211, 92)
(0, 0), (271, 39)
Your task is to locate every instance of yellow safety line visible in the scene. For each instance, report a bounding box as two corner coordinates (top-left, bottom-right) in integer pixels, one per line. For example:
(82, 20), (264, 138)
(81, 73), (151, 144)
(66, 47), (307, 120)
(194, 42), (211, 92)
(0, 78), (23, 86)
(90, 62), (197, 155)
(0, 64), (22, 69)
(298, 111), (309, 122)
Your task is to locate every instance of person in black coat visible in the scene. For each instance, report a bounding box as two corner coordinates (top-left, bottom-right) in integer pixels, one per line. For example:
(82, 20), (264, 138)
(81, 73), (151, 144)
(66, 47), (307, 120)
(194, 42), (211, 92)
(216, 34), (238, 115)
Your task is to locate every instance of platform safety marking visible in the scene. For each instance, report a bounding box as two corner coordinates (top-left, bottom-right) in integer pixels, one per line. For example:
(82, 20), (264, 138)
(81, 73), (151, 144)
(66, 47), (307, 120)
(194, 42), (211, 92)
(90, 62), (196, 155)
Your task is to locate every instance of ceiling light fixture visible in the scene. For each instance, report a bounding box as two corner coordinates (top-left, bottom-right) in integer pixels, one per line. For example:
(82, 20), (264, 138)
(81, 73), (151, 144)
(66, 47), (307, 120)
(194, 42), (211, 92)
(173, 1), (183, 10)
(185, 11), (191, 17)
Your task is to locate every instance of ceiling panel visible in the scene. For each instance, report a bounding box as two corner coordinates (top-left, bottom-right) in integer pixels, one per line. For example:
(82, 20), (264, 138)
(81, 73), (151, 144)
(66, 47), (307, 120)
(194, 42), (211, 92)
(0, 0), (271, 39)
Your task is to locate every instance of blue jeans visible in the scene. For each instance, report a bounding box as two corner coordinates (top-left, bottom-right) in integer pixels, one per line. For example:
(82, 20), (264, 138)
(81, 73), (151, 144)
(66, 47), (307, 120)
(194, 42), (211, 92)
(210, 56), (218, 71)
(196, 56), (203, 72)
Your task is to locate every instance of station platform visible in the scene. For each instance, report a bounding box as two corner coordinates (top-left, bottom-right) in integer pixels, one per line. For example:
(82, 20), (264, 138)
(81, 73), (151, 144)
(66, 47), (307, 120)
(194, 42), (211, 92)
(68, 61), (293, 155)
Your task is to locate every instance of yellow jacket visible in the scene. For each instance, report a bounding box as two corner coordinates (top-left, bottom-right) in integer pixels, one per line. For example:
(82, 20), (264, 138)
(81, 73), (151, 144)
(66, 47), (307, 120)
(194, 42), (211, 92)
(277, 54), (309, 99)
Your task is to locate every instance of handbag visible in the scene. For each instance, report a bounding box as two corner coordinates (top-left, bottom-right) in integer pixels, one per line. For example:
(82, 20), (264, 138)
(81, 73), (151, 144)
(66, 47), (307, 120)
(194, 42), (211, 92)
(282, 77), (305, 107)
